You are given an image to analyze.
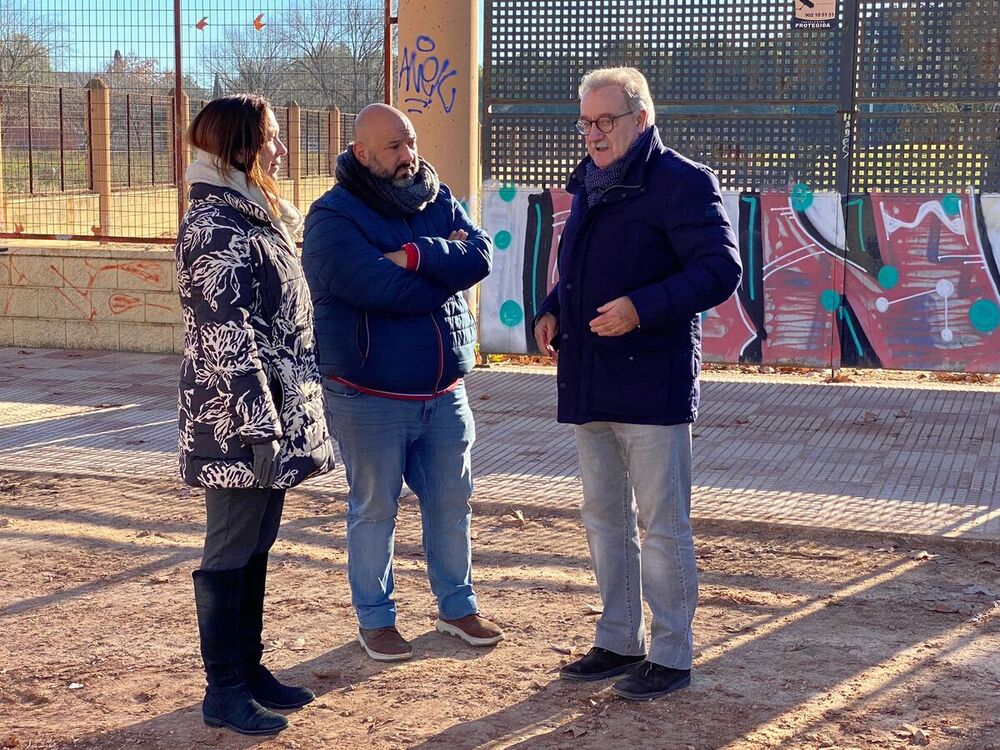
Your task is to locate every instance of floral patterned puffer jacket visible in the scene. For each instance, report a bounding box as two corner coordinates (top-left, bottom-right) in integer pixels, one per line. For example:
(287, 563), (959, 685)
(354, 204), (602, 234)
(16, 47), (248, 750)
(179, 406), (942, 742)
(175, 183), (335, 489)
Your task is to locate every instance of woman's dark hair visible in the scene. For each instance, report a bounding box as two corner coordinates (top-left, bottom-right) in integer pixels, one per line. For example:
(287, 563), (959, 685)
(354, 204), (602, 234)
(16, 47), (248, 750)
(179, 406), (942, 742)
(187, 94), (281, 207)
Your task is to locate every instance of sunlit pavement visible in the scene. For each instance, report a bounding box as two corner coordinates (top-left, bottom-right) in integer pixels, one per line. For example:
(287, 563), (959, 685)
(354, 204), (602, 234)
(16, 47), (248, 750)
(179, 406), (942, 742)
(1, 346), (998, 540)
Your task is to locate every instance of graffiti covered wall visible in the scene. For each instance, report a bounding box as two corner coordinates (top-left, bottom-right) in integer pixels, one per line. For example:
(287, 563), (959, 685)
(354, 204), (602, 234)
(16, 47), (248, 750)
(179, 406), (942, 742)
(480, 182), (1000, 372)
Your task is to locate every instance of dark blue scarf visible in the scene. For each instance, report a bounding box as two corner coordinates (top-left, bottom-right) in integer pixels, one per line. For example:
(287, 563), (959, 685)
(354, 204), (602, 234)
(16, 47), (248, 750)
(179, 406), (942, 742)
(584, 126), (654, 208)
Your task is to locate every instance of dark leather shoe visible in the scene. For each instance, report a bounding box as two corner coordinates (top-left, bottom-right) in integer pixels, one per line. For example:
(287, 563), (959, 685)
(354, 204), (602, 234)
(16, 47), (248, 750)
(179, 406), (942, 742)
(202, 685), (288, 735)
(357, 626), (413, 661)
(247, 664), (315, 709)
(612, 661), (691, 700)
(559, 647), (646, 682)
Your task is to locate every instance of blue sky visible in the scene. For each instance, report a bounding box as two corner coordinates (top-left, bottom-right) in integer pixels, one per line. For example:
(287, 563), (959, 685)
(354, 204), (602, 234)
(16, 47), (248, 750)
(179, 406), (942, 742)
(38, 0), (485, 85)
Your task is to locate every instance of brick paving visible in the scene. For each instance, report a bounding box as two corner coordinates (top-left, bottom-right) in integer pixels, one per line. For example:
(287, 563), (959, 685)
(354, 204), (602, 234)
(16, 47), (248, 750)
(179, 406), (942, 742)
(1, 346), (998, 540)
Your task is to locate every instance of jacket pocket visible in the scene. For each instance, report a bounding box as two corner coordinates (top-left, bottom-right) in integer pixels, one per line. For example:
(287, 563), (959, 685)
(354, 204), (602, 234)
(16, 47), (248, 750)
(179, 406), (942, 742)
(588, 343), (673, 418)
(323, 379), (362, 399)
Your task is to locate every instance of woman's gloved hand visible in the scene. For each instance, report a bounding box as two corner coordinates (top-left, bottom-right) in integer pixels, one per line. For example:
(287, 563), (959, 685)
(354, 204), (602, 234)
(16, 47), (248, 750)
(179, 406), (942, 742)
(251, 440), (281, 486)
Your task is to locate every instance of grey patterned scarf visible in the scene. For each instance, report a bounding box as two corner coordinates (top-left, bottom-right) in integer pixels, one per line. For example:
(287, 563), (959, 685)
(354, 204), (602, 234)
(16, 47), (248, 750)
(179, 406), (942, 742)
(335, 147), (440, 217)
(584, 126), (654, 207)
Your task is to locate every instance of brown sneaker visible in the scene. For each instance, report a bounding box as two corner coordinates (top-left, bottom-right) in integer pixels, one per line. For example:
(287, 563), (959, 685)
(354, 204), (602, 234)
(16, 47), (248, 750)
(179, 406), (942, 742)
(357, 626), (413, 662)
(435, 613), (504, 646)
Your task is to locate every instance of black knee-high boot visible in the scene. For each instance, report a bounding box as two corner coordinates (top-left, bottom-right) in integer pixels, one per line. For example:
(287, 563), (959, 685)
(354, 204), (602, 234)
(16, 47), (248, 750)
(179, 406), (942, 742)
(242, 553), (316, 709)
(192, 568), (288, 735)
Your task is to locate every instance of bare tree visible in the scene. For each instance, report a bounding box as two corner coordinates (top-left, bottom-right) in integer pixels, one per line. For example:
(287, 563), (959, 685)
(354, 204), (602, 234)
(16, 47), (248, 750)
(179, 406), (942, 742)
(207, 26), (293, 103)
(0, 0), (65, 86)
(282, 0), (384, 110)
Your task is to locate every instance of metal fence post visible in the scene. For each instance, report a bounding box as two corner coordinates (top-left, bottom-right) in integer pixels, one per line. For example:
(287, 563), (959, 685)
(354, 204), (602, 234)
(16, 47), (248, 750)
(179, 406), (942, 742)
(835, 0), (861, 197)
(288, 101), (301, 207)
(85, 78), (112, 239)
(0, 112), (6, 230)
(329, 106), (342, 174)
(178, 92), (190, 216)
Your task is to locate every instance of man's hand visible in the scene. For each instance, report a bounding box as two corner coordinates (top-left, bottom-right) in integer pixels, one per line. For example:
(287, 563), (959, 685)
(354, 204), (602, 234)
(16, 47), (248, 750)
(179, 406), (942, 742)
(385, 249), (408, 267)
(533, 313), (559, 359)
(251, 439), (280, 486)
(589, 296), (640, 336)
(448, 229), (468, 241)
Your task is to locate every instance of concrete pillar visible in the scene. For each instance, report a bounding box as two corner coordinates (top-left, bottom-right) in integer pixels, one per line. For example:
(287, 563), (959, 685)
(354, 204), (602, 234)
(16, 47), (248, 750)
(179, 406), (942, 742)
(287, 101), (302, 207)
(396, 0), (479, 220)
(328, 106), (342, 175)
(85, 78), (112, 238)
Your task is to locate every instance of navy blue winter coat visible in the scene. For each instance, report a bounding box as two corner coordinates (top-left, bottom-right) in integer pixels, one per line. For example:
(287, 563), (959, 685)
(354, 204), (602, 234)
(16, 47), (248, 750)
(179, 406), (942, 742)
(302, 181), (492, 396)
(536, 126), (742, 426)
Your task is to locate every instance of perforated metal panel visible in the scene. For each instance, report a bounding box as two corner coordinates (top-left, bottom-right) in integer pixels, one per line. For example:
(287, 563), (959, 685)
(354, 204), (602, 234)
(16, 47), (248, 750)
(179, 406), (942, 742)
(484, 0), (1000, 194)
(857, 0), (1000, 101)
(658, 115), (841, 192)
(852, 112), (1000, 192)
(486, 113), (841, 191)
(487, 0), (847, 104)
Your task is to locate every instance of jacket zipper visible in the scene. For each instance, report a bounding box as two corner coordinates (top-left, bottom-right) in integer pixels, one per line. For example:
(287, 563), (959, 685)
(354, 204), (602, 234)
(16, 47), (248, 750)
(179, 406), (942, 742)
(431, 313), (445, 397)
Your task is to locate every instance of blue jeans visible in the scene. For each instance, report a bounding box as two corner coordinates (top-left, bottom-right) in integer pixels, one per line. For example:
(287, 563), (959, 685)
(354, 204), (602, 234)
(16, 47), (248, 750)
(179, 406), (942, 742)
(574, 422), (697, 670)
(323, 379), (478, 629)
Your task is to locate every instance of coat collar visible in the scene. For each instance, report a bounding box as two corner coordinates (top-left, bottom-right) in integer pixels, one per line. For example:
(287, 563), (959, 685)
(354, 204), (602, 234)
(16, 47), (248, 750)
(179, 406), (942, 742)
(566, 125), (665, 197)
(188, 183), (272, 226)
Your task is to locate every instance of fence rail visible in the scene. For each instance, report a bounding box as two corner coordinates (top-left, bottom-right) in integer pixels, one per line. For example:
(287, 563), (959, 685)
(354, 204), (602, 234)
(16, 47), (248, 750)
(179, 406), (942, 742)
(0, 83), (354, 243)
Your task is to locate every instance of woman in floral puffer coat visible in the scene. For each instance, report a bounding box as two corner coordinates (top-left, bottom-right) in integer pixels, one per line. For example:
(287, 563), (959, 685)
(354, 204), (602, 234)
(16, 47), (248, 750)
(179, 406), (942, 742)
(175, 95), (334, 737)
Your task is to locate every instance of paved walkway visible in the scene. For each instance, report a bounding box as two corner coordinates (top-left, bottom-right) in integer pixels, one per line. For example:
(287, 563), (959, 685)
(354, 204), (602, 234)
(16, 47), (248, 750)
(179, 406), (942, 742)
(1, 346), (998, 540)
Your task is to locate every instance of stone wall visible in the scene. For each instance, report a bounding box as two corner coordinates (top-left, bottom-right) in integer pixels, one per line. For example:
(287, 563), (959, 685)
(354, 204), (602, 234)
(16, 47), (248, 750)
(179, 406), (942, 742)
(0, 244), (181, 353)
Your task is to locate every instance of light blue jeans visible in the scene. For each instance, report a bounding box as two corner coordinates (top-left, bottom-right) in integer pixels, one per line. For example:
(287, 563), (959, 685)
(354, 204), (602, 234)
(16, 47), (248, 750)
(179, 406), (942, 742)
(574, 421), (697, 670)
(323, 379), (478, 629)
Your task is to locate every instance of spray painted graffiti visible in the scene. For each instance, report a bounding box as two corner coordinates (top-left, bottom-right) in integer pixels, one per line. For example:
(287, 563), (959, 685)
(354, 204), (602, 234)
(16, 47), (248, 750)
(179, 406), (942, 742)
(480, 183), (1000, 372)
(398, 35), (459, 115)
(4, 256), (174, 324)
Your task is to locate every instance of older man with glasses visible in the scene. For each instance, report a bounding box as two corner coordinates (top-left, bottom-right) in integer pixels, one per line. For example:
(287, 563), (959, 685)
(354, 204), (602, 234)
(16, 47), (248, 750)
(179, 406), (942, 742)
(532, 67), (742, 701)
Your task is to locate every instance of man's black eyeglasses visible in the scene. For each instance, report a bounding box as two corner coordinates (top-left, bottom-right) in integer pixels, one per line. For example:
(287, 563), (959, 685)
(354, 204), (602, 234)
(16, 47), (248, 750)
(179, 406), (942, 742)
(574, 111), (634, 135)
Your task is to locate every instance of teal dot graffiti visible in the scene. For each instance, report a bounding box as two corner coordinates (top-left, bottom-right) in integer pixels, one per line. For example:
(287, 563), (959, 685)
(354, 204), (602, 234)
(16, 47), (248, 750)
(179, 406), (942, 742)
(494, 230), (512, 250)
(791, 182), (814, 212)
(499, 300), (524, 327)
(941, 193), (961, 216)
(498, 185), (517, 202)
(820, 289), (841, 313)
(877, 265), (899, 290)
(969, 298), (1000, 333)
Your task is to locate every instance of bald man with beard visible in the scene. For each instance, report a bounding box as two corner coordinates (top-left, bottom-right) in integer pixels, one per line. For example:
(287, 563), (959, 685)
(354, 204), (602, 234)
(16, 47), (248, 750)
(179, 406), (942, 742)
(302, 104), (501, 662)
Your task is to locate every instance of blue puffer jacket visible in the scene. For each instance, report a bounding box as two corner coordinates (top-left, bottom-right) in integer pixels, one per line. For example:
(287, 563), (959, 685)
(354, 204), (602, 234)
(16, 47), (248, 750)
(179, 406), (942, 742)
(536, 126), (742, 426)
(302, 181), (492, 396)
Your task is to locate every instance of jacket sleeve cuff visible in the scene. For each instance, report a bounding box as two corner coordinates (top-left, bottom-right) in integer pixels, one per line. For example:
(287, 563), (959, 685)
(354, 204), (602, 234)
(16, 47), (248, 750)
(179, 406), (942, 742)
(401, 242), (420, 271)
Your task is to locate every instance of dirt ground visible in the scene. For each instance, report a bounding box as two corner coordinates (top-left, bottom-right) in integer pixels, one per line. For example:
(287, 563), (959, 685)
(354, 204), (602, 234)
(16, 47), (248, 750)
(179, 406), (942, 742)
(1, 467), (999, 750)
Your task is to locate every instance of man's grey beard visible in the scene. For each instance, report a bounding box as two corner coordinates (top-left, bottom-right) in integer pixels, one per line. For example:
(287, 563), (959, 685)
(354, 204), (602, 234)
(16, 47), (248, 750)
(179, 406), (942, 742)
(392, 174), (416, 188)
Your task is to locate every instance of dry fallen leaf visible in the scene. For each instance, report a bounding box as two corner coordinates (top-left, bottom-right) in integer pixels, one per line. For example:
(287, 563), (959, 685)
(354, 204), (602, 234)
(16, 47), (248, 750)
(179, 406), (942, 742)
(289, 637), (307, 651)
(910, 550), (938, 560)
(68, 682), (84, 690)
(501, 509), (530, 528)
(551, 644), (573, 654)
(582, 604), (603, 616)
(927, 604), (963, 614)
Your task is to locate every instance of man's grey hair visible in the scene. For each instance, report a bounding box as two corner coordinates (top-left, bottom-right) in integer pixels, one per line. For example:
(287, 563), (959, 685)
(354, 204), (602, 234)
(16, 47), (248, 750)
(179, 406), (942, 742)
(579, 67), (656, 126)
